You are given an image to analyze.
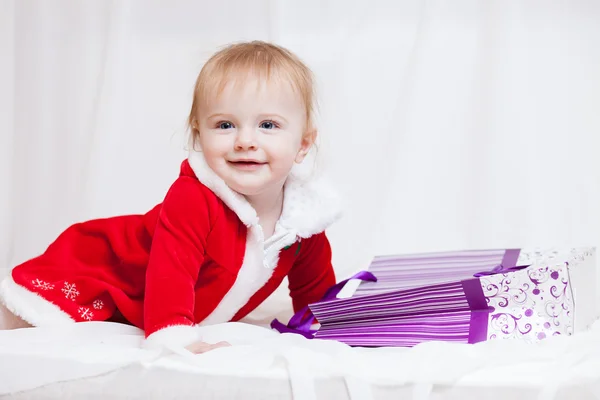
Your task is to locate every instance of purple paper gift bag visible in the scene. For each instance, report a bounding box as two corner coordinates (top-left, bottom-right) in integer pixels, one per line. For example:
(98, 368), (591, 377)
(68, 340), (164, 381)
(310, 278), (493, 347)
(271, 247), (598, 347)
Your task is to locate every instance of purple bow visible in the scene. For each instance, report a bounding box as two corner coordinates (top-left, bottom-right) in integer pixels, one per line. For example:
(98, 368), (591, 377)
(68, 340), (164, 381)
(271, 270), (377, 338)
(473, 263), (530, 277)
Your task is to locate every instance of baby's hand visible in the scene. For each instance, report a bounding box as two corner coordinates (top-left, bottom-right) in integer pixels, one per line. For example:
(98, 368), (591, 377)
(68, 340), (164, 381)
(185, 340), (231, 354)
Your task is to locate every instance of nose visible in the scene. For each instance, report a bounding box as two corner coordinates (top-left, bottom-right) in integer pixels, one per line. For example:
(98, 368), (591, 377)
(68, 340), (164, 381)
(234, 127), (258, 151)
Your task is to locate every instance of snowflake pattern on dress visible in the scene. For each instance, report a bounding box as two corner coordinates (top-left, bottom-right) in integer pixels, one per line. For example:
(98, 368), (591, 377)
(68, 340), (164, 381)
(93, 300), (104, 310)
(31, 279), (55, 290)
(62, 282), (80, 301)
(78, 307), (93, 321)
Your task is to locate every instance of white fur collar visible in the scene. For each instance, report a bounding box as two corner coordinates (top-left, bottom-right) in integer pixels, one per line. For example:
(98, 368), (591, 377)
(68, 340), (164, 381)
(187, 150), (341, 239)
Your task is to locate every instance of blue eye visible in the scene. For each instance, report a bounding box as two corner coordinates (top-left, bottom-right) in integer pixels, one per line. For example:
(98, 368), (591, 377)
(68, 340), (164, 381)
(260, 121), (278, 130)
(218, 121), (234, 129)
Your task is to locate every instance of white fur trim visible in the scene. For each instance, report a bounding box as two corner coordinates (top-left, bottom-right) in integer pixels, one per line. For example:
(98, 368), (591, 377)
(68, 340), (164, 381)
(0, 276), (75, 326)
(143, 325), (202, 350)
(199, 227), (281, 325)
(279, 170), (342, 238)
(187, 150), (342, 238)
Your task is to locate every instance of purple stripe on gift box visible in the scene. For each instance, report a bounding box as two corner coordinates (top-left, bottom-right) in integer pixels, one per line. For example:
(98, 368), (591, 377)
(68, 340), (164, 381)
(502, 249), (521, 269)
(370, 256), (504, 269)
(315, 309), (474, 347)
(312, 280), (479, 347)
(313, 286), (466, 313)
(469, 312), (490, 344)
(371, 249), (507, 263)
(370, 257), (502, 269)
(461, 278), (488, 310)
(461, 278), (493, 343)
(355, 249), (518, 296)
(368, 258), (503, 274)
(315, 281), (465, 310)
(355, 252), (503, 296)
(310, 282), (469, 323)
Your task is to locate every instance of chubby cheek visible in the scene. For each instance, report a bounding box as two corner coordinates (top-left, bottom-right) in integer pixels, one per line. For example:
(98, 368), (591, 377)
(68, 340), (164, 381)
(265, 136), (302, 159)
(200, 136), (230, 160)
(268, 151), (300, 177)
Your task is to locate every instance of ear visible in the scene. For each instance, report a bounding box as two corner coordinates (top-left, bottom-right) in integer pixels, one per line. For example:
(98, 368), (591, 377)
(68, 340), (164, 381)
(295, 129), (317, 163)
(191, 118), (200, 133)
(189, 118), (202, 151)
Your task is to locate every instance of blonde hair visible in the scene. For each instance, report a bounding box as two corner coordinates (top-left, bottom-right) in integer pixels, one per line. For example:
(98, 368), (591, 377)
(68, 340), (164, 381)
(188, 41), (316, 148)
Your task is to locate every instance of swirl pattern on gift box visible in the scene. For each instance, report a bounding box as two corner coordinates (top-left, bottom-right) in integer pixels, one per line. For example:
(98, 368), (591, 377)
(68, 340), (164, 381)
(480, 275), (530, 308)
(480, 248), (590, 342)
(489, 312), (533, 339)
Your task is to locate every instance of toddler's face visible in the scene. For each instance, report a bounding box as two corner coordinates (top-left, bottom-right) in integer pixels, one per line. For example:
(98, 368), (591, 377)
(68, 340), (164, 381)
(196, 77), (313, 198)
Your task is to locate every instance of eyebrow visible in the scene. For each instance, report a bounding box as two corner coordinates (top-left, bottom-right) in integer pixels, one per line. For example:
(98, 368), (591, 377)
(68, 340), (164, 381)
(205, 113), (289, 124)
(206, 113), (233, 120)
(261, 114), (288, 124)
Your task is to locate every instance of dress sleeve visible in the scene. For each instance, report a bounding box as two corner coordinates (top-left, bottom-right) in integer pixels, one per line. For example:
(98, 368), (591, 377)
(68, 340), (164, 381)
(143, 177), (213, 349)
(287, 232), (336, 313)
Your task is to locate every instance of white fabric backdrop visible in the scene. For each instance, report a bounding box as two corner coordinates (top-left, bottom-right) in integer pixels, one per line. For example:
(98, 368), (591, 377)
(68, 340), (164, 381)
(1, 0), (600, 317)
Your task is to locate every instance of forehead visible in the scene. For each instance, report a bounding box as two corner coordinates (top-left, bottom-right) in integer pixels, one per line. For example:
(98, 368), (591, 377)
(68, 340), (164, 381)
(199, 72), (305, 115)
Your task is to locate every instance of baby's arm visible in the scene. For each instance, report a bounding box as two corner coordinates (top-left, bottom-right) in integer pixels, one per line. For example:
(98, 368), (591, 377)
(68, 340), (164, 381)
(287, 232), (336, 313)
(143, 177), (212, 350)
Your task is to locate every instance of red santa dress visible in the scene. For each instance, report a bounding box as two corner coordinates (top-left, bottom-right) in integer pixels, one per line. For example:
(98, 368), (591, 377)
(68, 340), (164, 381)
(0, 150), (341, 348)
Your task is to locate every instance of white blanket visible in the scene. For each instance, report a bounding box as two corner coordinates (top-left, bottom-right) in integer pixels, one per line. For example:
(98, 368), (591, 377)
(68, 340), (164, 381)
(1, 320), (600, 399)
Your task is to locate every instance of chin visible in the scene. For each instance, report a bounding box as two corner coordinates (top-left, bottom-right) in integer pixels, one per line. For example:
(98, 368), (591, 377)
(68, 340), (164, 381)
(227, 182), (266, 197)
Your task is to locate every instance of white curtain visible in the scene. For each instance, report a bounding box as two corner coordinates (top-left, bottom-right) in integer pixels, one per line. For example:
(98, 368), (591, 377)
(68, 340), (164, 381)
(2, 0), (600, 314)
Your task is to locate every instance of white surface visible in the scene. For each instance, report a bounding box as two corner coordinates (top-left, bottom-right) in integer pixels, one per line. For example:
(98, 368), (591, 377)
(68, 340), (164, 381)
(1, 320), (600, 399)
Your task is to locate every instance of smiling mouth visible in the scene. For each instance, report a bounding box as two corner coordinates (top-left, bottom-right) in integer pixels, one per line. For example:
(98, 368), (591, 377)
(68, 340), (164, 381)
(228, 160), (267, 170)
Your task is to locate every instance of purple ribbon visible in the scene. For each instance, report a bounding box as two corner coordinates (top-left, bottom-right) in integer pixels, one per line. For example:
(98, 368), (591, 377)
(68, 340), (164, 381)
(271, 270), (377, 338)
(461, 278), (495, 343)
(473, 264), (530, 277)
(473, 249), (529, 277)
